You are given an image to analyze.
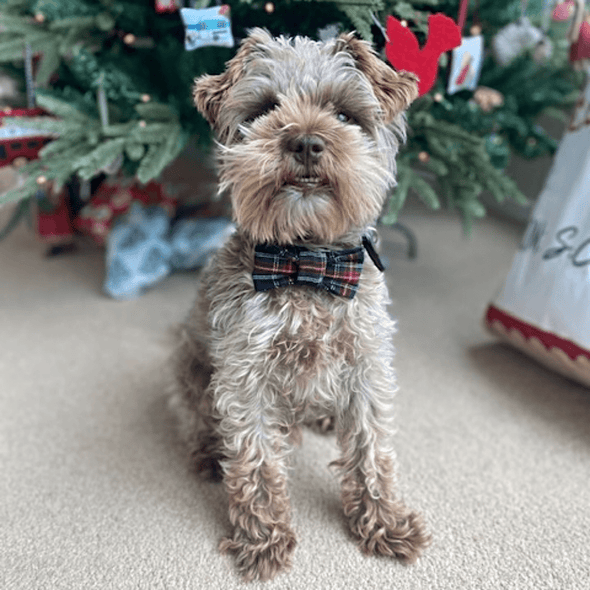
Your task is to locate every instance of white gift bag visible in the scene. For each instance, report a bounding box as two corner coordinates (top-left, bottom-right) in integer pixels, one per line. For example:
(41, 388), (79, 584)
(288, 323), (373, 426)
(485, 75), (590, 387)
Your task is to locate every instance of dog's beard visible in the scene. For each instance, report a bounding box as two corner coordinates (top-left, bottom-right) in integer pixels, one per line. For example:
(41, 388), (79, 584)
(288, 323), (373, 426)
(217, 126), (395, 245)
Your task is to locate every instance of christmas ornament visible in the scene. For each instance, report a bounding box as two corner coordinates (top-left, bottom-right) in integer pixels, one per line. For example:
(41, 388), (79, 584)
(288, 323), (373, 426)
(492, 17), (545, 66)
(446, 0), (484, 95)
(385, 14), (462, 97)
(155, 0), (181, 14)
(180, 6), (234, 51)
(568, 0), (590, 68)
(473, 87), (505, 112)
(553, 0), (575, 22)
(447, 35), (484, 95)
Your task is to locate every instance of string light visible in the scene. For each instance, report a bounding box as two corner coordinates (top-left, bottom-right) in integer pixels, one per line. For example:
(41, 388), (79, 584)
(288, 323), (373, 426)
(36, 175), (47, 185)
(418, 151), (430, 163)
(124, 33), (136, 45)
(34, 13), (45, 23)
(264, 2), (275, 13)
(141, 94), (151, 103)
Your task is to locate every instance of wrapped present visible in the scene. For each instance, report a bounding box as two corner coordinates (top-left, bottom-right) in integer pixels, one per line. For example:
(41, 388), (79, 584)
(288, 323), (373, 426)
(103, 201), (234, 300)
(104, 202), (173, 300)
(35, 187), (75, 243)
(74, 179), (176, 244)
(170, 217), (235, 270)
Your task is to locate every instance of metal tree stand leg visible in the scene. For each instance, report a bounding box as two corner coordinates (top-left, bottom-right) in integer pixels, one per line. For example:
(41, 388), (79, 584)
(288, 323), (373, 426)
(390, 222), (418, 259)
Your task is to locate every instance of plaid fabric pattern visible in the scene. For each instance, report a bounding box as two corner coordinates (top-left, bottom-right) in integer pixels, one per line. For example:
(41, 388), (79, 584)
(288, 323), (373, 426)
(252, 244), (365, 299)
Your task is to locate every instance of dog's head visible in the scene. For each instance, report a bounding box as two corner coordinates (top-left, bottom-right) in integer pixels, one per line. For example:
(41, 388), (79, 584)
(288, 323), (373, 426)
(194, 28), (418, 245)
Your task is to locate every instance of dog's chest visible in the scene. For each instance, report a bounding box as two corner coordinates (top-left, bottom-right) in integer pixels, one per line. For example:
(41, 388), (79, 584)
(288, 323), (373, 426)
(267, 289), (358, 376)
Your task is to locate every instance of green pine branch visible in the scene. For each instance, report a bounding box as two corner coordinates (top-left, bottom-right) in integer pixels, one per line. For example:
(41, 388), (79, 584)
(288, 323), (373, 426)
(0, 90), (189, 205)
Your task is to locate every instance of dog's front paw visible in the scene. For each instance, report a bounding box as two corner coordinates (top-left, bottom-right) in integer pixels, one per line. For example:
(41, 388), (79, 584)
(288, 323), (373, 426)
(352, 506), (431, 564)
(219, 526), (297, 582)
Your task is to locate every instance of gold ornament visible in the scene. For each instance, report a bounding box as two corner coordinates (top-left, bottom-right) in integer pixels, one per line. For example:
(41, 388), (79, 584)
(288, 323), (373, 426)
(12, 157), (28, 168)
(473, 87), (504, 112)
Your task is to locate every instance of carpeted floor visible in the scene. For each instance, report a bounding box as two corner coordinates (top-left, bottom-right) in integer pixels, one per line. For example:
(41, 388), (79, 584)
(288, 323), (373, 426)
(2, 200), (589, 590)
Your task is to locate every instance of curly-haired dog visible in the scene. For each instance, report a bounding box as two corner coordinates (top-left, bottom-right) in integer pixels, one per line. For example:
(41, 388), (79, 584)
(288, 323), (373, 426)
(170, 28), (431, 581)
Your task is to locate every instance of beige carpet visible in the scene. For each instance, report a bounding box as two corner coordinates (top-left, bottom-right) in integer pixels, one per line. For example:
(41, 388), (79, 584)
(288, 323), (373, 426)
(2, 199), (589, 590)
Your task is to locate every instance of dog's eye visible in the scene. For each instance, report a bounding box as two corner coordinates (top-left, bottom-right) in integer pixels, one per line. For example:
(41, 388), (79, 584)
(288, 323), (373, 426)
(337, 112), (352, 124)
(244, 100), (279, 123)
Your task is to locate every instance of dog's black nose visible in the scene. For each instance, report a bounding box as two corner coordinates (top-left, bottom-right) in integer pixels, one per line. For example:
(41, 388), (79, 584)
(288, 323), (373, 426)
(286, 135), (325, 166)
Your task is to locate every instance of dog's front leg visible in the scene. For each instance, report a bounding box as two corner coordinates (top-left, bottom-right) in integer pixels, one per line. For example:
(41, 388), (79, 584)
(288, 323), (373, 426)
(215, 381), (296, 582)
(336, 369), (431, 563)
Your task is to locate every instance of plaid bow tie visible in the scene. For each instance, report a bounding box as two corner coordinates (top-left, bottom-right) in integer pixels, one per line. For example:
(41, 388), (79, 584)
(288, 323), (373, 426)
(252, 243), (366, 299)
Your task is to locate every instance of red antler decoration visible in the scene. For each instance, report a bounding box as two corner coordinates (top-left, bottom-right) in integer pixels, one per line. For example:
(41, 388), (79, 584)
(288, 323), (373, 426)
(385, 14), (462, 97)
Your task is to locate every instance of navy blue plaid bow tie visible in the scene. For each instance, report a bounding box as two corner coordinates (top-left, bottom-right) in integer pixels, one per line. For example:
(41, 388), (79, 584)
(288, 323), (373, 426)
(252, 237), (384, 300)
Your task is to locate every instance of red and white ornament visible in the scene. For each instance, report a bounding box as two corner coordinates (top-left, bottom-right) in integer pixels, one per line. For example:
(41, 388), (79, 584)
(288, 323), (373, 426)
(155, 0), (181, 14)
(568, 0), (590, 68)
(552, 0), (575, 22)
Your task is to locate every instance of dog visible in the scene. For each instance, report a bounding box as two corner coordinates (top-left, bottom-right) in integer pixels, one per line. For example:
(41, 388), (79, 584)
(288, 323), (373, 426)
(170, 28), (430, 581)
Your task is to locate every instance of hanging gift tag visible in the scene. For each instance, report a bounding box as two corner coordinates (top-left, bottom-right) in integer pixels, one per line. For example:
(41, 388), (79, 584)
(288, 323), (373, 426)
(447, 35), (484, 95)
(180, 6), (234, 50)
(447, 0), (484, 95)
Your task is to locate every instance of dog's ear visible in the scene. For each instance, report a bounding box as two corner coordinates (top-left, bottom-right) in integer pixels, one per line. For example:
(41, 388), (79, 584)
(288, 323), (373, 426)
(193, 28), (272, 126)
(335, 33), (419, 123)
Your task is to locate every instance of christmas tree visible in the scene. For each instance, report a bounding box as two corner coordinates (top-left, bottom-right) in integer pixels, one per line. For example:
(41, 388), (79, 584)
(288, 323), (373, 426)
(0, 0), (582, 238)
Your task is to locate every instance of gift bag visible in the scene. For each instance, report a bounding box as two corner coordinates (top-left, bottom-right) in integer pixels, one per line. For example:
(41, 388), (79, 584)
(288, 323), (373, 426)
(484, 74), (590, 387)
